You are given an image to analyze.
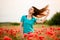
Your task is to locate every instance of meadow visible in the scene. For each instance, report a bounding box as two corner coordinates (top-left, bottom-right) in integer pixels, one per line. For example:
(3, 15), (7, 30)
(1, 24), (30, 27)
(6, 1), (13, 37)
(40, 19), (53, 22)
(0, 22), (60, 40)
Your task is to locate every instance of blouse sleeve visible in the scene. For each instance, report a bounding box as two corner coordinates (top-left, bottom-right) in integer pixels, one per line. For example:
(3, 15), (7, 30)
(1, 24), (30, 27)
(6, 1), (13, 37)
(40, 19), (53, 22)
(20, 16), (24, 22)
(34, 18), (37, 23)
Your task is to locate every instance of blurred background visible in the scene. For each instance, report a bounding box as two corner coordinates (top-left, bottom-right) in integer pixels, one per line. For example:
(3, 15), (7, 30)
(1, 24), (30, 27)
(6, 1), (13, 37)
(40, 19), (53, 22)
(0, 0), (60, 22)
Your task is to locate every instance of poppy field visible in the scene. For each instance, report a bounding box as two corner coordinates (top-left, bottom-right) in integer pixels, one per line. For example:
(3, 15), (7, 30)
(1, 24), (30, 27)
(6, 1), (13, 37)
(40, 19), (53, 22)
(0, 24), (60, 40)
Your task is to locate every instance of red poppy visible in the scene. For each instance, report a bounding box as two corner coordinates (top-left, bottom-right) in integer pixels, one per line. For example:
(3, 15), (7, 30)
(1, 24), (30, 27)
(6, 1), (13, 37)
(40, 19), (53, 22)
(24, 33), (28, 37)
(3, 36), (12, 40)
(39, 36), (44, 40)
(8, 29), (16, 37)
(56, 28), (60, 30)
(28, 33), (34, 37)
(0, 28), (4, 35)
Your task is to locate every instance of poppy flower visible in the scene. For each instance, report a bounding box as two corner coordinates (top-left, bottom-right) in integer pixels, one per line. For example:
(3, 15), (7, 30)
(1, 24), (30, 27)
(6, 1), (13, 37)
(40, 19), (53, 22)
(39, 36), (44, 40)
(3, 36), (12, 40)
(28, 33), (34, 37)
(0, 28), (4, 35)
(24, 33), (28, 37)
(56, 28), (60, 30)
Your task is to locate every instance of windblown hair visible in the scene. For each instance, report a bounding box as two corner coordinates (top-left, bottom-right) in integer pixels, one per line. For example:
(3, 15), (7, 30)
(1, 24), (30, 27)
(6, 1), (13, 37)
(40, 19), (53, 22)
(32, 5), (49, 17)
(32, 6), (40, 16)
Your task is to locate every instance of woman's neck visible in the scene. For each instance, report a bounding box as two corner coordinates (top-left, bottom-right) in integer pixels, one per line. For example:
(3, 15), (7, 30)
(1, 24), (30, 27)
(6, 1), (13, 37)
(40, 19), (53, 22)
(26, 14), (33, 20)
(28, 14), (33, 17)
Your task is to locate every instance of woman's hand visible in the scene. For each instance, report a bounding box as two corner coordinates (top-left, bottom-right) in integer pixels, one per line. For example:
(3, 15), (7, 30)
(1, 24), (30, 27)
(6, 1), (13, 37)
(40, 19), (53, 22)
(36, 9), (49, 24)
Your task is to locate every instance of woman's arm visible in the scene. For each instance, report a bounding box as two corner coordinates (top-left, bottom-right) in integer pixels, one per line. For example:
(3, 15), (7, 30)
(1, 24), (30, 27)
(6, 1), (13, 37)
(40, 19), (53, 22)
(36, 9), (49, 24)
(20, 16), (24, 38)
(20, 22), (24, 38)
(36, 17), (47, 24)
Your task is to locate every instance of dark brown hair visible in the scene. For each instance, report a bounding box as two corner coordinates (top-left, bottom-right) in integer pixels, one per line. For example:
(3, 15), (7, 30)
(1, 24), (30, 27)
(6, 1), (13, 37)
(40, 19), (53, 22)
(32, 6), (40, 16)
(32, 5), (49, 17)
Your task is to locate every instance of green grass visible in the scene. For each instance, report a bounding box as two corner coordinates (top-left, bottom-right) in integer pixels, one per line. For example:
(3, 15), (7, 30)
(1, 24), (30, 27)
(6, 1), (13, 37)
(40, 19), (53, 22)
(0, 22), (20, 27)
(0, 22), (60, 28)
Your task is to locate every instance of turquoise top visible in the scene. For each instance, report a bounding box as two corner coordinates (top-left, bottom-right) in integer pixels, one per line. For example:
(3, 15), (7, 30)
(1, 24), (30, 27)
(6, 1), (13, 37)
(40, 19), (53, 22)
(20, 15), (36, 33)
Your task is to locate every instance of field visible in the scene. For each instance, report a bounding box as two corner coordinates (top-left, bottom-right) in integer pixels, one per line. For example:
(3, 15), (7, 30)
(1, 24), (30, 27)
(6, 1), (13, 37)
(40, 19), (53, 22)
(0, 23), (60, 40)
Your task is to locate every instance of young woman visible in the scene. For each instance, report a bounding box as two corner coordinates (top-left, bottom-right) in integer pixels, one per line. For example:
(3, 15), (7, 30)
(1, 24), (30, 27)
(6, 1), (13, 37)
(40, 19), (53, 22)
(20, 5), (49, 39)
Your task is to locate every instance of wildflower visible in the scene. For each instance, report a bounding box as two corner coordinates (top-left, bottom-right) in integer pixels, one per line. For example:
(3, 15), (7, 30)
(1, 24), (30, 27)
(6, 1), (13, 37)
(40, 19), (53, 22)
(3, 36), (12, 40)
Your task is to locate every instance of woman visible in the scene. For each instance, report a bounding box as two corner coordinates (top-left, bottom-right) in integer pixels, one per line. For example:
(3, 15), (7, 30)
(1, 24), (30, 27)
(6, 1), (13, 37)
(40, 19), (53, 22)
(20, 5), (49, 39)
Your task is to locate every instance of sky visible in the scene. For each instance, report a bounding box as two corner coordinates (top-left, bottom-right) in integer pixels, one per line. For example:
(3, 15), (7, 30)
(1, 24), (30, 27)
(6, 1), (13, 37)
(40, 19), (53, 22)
(0, 0), (60, 22)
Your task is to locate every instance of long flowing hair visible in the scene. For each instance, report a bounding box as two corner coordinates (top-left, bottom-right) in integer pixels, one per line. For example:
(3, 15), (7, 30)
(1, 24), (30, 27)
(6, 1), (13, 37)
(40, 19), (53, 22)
(32, 5), (49, 17)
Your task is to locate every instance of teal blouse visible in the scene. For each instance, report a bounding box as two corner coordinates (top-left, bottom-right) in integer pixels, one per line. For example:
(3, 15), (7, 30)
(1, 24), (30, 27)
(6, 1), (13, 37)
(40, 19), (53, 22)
(20, 15), (36, 33)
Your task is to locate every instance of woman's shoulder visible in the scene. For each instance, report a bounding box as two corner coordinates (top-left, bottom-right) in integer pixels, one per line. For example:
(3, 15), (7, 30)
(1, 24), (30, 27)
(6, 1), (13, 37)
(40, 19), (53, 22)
(33, 16), (37, 20)
(22, 15), (27, 17)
